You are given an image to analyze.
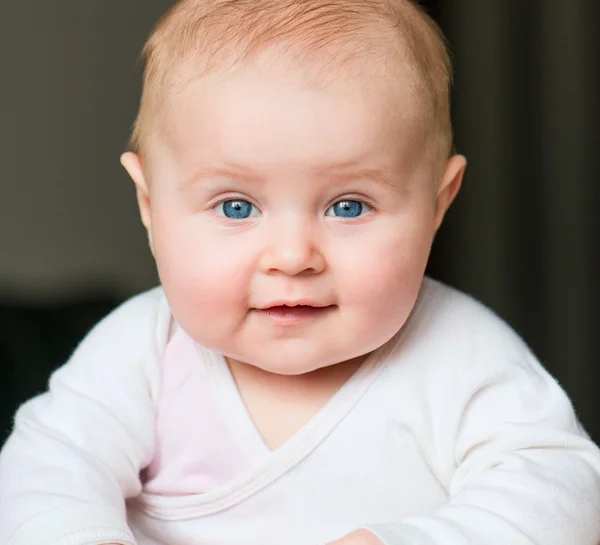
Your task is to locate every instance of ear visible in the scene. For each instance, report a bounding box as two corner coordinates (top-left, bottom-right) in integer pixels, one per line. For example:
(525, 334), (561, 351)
(120, 152), (155, 255)
(434, 154), (467, 231)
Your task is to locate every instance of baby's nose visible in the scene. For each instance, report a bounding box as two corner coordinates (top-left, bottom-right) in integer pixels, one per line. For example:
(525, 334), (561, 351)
(258, 220), (326, 276)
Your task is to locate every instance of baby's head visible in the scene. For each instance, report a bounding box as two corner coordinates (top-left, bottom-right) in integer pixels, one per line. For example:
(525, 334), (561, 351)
(122, 0), (466, 375)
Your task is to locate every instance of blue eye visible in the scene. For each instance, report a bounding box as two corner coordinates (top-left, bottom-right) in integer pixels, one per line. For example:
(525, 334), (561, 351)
(216, 199), (259, 219)
(326, 200), (369, 218)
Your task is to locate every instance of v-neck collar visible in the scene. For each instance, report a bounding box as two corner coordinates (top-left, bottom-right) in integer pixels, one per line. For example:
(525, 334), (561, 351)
(204, 349), (272, 465)
(203, 348), (384, 460)
(137, 341), (391, 520)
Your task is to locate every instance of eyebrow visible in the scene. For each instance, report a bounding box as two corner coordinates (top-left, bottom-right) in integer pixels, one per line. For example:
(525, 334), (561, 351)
(316, 166), (409, 194)
(178, 165), (260, 192)
(179, 163), (410, 195)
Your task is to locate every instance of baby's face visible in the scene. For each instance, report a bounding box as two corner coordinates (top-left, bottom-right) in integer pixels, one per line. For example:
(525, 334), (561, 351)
(126, 56), (463, 375)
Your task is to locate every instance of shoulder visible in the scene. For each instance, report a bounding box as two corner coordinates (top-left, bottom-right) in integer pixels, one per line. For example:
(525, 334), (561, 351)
(80, 286), (171, 350)
(89, 285), (167, 331)
(377, 279), (579, 440)
(382, 277), (547, 386)
(49, 286), (173, 401)
(416, 277), (511, 332)
(412, 277), (530, 357)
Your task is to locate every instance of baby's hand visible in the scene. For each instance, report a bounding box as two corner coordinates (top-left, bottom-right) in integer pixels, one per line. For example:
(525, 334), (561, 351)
(327, 529), (383, 545)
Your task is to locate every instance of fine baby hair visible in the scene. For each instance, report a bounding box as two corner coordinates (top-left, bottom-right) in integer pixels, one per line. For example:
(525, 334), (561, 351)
(130, 0), (453, 163)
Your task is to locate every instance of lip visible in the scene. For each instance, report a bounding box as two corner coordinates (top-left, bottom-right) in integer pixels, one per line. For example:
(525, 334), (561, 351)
(256, 299), (331, 310)
(253, 303), (336, 325)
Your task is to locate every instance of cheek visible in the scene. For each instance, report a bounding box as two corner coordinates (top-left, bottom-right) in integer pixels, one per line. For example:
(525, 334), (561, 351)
(151, 212), (253, 314)
(335, 221), (434, 318)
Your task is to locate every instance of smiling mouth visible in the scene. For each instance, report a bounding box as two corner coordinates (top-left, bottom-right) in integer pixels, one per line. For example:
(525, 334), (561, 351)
(255, 304), (336, 324)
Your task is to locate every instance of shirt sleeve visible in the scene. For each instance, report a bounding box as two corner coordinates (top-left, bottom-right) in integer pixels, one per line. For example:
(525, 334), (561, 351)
(0, 288), (168, 545)
(362, 289), (600, 545)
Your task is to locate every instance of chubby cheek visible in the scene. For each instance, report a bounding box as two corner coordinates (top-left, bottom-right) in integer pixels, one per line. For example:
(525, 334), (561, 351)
(336, 223), (433, 340)
(151, 213), (254, 342)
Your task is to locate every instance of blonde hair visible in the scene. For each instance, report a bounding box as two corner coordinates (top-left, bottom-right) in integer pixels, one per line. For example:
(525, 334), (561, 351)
(129, 0), (453, 162)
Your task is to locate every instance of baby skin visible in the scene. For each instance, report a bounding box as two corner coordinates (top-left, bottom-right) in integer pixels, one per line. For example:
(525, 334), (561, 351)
(120, 43), (465, 544)
(6, 2), (598, 544)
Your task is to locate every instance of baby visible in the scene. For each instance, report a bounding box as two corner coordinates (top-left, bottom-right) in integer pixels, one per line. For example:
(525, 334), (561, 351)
(1, 0), (600, 544)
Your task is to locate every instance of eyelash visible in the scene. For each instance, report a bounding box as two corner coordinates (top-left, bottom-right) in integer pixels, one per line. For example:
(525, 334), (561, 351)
(325, 198), (373, 218)
(211, 194), (260, 213)
(213, 199), (261, 219)
(210, 195), (374, 219)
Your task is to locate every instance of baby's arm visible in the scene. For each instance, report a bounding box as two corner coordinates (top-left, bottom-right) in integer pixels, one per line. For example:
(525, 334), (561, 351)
(352, 342), (600, 545)
(0, 290), (164, 545)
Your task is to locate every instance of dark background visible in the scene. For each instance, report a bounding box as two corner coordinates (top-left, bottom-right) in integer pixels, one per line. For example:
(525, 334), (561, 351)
(1, 1), (598, 444)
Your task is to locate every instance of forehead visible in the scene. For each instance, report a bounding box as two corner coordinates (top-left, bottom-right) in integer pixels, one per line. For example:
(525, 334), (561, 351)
(152, 48), (427, 171)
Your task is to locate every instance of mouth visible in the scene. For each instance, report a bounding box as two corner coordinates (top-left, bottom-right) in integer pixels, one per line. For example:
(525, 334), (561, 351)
(253, 303), (336, 324)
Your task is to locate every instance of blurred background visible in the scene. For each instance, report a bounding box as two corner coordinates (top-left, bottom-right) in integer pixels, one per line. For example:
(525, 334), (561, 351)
(0, 1), (598, 444)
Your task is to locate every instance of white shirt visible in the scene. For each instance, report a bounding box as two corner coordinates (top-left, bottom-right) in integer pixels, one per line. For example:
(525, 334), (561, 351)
(1, 278), (599, 545)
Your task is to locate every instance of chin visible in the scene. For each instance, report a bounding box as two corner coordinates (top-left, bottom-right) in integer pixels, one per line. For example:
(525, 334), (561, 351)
(229, 351), (328, 376)
(263, 349), (367, 376)
(256, 360), (324, 376)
